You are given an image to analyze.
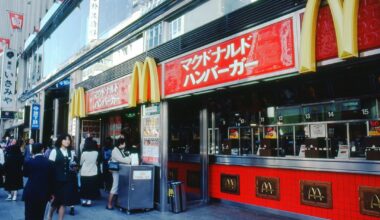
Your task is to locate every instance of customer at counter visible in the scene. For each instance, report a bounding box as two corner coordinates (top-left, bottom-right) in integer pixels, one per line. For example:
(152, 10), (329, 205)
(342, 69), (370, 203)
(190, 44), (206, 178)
(106, 138), (131, 210)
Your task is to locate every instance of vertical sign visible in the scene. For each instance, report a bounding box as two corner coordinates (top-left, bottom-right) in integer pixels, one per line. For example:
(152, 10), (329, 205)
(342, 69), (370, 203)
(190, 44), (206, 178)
(88, 0), (99, 42)
(141, 104), (160, 165)
(0, 49), (17, 114)
(30, 104), (40, 129)
(0, 38), (10, 53)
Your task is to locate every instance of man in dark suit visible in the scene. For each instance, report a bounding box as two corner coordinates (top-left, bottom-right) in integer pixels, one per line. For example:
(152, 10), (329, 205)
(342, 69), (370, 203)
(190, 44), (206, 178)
(23, 143), (55, 220)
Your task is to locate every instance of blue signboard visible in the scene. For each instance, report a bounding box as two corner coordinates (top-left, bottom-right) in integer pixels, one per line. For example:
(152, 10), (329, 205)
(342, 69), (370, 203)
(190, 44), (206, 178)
(55, 78), (70, 88)
(31, 104), (40, 129)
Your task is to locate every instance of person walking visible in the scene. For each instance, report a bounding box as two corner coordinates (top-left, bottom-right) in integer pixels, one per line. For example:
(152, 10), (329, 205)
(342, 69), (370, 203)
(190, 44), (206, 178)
(24, 138), (34, 162)
(80, 137), (100, 206)
(3, 141), (23, 201)
(48, 134), (80, 220)
(23, 143), (55, 220)
(106, 138), (131, 210)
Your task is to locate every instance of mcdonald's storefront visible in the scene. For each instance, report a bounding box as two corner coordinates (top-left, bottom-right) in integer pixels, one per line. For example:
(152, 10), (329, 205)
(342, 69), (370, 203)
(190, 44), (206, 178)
(71, 0), (380, 219)
(161, 1), (380, 219)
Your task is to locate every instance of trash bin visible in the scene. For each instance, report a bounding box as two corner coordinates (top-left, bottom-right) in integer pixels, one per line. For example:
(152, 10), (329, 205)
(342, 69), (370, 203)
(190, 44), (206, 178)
(168, 181), (186, 213)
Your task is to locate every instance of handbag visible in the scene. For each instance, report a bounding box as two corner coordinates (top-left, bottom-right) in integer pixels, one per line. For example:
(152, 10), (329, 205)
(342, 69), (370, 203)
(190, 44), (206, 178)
(108, 161), (119, 171)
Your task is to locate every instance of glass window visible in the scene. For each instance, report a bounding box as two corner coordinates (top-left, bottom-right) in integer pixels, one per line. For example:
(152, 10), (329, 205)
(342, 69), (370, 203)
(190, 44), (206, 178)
(170, 16), (184, 39)
(82, 37), (144, 81)
(98, 0), (167, 39)
(146, 23), (162, 50)
(42, 0), (90, 79)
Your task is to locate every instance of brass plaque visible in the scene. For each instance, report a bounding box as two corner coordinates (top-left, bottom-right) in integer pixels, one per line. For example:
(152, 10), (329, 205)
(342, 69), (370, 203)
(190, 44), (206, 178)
(359, 186), (380, 217)
(300, 180), (332, 209)
(221, 174), (240, 195)
(256, 176), (280, 200)
(168, 168), (178, 181)
(186, 170), (201, 188)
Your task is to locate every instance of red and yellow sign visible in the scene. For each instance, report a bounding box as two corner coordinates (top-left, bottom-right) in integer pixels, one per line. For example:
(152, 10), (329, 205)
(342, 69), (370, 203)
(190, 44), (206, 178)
(163, 18), (296, 97)
(86, 75), (131, 114)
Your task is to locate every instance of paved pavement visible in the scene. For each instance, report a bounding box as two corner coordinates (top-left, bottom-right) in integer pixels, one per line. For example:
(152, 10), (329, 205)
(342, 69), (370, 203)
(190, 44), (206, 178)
(0, 190), (301, 220)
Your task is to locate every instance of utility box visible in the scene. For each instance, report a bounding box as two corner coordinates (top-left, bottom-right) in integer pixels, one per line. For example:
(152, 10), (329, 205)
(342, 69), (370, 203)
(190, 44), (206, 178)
(117, 165), (155, 212)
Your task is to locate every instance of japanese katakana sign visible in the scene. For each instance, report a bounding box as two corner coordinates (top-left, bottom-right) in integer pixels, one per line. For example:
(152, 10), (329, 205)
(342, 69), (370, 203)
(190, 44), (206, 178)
(30, 104), (40, 129)
(163, 17), (296, 97)
(0, 49), (17, 113)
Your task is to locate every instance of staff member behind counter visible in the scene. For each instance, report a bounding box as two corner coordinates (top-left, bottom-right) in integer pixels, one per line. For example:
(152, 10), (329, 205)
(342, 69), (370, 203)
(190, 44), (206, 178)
(106, 138), (131, 210)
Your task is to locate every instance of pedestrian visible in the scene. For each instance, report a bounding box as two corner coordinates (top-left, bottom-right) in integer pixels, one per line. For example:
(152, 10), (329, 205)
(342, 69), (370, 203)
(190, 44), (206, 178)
(106, 138), (131, 210)
(23, 143), (55, 220)
(102, 137), (113, 191)
(0, 145), (5, 188)
(80, 137), (100, 206)
(3, 140), (24, 201)
(44, 136), (56, 158)
(48, 134), (80, 220)
(24, 138), (34, 162)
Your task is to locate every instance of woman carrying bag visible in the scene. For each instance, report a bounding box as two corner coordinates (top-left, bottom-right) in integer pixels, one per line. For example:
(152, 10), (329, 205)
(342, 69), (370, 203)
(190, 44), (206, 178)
(106, 138), (131, 210)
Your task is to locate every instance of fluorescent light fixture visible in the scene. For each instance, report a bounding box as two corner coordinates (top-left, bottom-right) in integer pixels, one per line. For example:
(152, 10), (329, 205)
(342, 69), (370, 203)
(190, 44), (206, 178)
(250, 123), (257, 126)
(262, 73), (299, 82)
(174, 94), (191, 99)
(228, 80), (259, 88)
(193, 90), (214, 95)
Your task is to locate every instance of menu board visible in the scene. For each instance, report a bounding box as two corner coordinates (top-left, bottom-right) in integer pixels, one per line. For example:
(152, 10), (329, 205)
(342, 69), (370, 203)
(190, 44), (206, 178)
(141, 104), (160, 165)
(81, 120), (101, 144)
(369, 120), (380, 136)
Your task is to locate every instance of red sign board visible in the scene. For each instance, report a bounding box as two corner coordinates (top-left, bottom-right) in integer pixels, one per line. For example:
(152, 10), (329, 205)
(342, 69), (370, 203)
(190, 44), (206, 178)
(163, 17), (296, 97)
(86, 75), (130, 114)
(9, 11), (24, 30)
(0, 38), (10, 53)
(308, 0), (380, 61)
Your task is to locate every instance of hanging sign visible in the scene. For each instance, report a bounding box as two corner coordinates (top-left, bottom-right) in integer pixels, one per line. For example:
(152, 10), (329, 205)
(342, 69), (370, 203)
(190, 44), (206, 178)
(0, 49), (17, 113)
(30, 104), (40, 129)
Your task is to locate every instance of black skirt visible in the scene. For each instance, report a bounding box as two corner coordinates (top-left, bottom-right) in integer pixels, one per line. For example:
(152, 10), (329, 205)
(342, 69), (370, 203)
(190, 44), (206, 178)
(52, 174), (80, 207)
(80, 175), (100, 200)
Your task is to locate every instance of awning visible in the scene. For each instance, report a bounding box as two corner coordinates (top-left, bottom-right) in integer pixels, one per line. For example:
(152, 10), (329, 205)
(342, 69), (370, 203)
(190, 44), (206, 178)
(69, 87), (86, 118)
(128, 57), (160, 107)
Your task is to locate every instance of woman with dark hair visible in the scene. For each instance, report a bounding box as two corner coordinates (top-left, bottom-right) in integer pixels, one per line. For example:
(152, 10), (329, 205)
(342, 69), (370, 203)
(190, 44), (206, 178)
(79, 137), (100, 206)
(102, 137), (113, 191)
(48, 134), (80, 220)
(4, 141), (23, 201)
(106, 138), (131, 210)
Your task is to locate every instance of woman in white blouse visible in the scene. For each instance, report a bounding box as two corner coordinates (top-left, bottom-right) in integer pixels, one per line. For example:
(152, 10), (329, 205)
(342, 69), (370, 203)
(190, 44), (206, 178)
(79, 138), (100, 206)
(106, 138), (130, 210)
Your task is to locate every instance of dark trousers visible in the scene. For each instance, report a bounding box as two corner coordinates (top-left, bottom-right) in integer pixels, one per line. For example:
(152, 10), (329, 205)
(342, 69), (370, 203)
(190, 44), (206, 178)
(25, 199), (47, 220)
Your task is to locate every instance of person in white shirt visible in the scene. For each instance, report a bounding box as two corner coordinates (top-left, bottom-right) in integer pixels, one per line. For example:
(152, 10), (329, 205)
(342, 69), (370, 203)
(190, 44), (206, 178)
(79, 137), (100, 206)
(47, 134), (80, 220)
(106, 138), (131, 210)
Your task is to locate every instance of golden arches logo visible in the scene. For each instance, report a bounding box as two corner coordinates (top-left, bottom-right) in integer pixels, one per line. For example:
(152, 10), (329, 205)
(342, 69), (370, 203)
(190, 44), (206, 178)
(300, 0), (359, 73)
(370, 194), (380, 209)
(261, 182), (274, 194)
(128, 57), (160, 107)
(224, 178), (236, 190)
(308, 187), (324, 201)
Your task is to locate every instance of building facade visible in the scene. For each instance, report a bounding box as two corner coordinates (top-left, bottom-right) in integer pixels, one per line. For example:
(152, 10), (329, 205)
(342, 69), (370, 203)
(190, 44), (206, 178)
(18, 0), (380, 219)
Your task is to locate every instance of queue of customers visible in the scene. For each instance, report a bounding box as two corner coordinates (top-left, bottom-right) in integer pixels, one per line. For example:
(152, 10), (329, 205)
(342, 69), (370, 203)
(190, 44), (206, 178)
(0, 133), (137, 220)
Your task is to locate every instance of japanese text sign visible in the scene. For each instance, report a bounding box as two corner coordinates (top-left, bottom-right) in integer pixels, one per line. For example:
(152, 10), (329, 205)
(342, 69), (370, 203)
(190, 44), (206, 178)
(163, 17), (296, 97)
(0, 49), (17, 112)
(0, 38), (10, 53)
(86, 75), (130, 114)
(31, 104), (40, 129)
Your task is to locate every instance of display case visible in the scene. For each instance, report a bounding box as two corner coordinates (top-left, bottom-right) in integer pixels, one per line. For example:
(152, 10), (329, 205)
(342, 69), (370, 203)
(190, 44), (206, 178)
(227, 126), (254, 155)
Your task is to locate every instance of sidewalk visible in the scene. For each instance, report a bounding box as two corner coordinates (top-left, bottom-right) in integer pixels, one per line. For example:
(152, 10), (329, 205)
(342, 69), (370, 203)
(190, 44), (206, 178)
(0, 190), (300, 220)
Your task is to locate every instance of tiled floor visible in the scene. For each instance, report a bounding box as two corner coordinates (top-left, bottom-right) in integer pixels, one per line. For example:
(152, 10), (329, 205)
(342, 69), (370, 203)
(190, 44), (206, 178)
(0, 190), (302, 220)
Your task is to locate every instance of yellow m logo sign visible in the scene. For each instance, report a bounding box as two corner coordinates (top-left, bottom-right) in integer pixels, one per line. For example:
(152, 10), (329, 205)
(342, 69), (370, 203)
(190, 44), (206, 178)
(300, 0), (359, 73)
(128, 57), (160, 107)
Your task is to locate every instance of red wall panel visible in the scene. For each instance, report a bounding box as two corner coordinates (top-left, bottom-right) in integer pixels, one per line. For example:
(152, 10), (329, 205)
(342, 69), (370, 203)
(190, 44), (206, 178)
(209, 164), (380, 220)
